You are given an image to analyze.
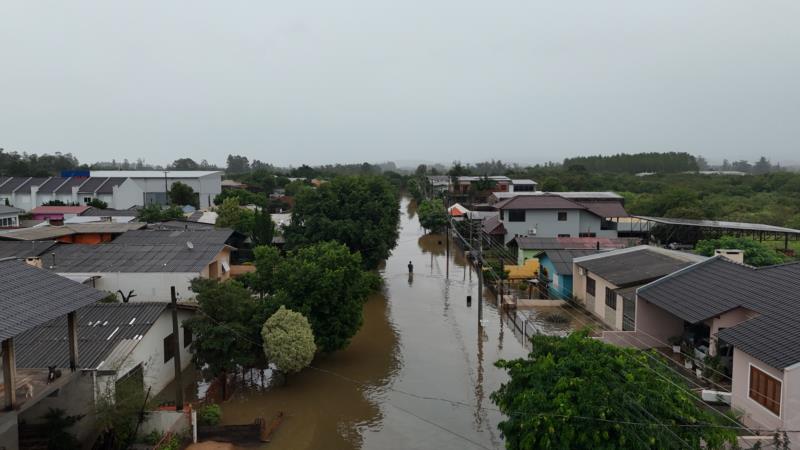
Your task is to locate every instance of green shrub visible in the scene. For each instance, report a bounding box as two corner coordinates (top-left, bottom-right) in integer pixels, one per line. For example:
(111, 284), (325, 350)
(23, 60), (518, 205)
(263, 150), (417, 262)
(198, 404), (222, 426)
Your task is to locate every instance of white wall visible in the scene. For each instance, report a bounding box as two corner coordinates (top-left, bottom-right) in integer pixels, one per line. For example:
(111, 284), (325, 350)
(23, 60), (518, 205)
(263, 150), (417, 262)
(112, 179), (144, 209)
(62, 272), (199, 302)
(731, 349), (786, 433)
(117, 309), (195, 398)
(502, 209), (618, 244)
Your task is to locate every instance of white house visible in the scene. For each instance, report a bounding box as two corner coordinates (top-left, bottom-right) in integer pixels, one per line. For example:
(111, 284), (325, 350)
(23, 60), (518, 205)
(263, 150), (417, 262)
(495, 193), (628, 244)
(91, 170), (222, 209)
(13, 302), (195, 444)
(0, 205), (22, 228)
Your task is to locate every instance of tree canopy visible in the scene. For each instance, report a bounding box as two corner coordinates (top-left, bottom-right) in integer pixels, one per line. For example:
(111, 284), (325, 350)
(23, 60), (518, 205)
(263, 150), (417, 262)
(491, 331), (737, 450)
(285, 176), (400, 269)
(168, 181), (198, 207)
(215, 197), (254, 235)
(695, 236), (785, 266)
(252, 241), (376, 353)
(261, 306), (316, 375)
(417, 199), (448, 232)
(135, 203), (184, 223)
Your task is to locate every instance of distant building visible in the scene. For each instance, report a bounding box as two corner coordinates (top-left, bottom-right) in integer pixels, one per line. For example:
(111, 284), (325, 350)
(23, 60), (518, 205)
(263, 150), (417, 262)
(495, 193), (629, 244)
(90, 170), (222, 208)
(0, 205), (23, 229)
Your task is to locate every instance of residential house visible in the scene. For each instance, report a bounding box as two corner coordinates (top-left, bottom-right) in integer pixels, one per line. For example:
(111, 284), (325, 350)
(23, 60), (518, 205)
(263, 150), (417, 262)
(0, 241), (58, 261)
(537, 249), (601, 299)
(44, 228), (236, 301)
(629, 257), (800, 439)
(13, 302), (195, 444)
(90, 170), (222, 208)
(0, 259), (108, 448)
(495, 194), (629, 244)
(571, 246), (705, 331)
(0, 206), (22, 229)
(509, 179), (537, 192)
(30, 206), (90, 225)
(0, 223), (146, 244)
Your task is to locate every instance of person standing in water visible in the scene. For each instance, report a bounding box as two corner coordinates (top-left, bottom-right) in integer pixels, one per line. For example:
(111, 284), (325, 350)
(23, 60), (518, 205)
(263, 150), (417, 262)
(408, 261), (414, 274)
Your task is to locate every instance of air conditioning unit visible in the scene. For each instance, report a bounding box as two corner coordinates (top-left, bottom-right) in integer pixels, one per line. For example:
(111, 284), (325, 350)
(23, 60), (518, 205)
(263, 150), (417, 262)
(527, 228), (537, 236)
(578, 267), (585, 276)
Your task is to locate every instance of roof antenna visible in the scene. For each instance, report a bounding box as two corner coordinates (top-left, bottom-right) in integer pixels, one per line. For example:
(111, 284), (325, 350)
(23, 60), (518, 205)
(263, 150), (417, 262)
(51, 252), (56, 269)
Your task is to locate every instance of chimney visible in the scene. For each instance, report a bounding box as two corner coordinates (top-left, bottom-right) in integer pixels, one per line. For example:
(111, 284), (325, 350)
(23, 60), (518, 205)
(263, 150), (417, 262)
(715, 249), (744, 264)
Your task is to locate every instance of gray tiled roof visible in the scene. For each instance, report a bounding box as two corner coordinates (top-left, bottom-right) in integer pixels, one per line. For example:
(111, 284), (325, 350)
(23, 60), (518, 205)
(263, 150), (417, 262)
(112, 228), (234, 246)
(81, 207), (140, 217)
(575, 248), (697, 287)
(0, 240), (58, 258)
(96, 177), (126, 194)
(77, 177), (108, 194)
(13, 177), (49, 194)
(0, 223), (145, 241)
(541, 249), (601, 275)
(14, 302), (169, 369)
(495, 195), (586, 211)
(0, 205), (23, 214)
(638, 257), (800, 369)
(47, 240), (225, 273)
(0, 260), (109, 341)
(0, 177), (30, 194)
(55, 177), (87, 194)
(36, 177), (70, 194)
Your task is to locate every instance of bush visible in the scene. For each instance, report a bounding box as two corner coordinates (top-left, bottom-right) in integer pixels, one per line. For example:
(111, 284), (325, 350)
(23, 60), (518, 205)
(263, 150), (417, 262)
(198, 404), (222, 426)
(541, 311), (570, 324)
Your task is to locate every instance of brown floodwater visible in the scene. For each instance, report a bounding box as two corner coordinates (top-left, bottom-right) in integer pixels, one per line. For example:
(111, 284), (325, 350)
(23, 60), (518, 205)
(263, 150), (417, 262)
(178, 197), (530, 449)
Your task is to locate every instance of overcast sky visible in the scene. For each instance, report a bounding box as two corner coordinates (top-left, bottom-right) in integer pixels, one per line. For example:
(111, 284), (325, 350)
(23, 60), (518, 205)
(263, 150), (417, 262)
(2, 1), (799, 167)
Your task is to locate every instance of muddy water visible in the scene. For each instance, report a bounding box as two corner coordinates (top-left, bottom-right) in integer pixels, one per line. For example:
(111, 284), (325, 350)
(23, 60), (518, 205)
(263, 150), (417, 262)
(193, 198), (529, 449)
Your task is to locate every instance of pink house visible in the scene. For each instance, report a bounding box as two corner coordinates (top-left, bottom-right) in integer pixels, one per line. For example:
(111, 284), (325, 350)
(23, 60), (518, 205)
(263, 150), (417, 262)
(30, 205), (90, 224)
(627, 257), (800, 443)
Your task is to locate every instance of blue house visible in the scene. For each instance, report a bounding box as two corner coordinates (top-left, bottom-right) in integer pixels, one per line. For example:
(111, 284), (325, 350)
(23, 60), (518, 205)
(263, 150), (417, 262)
(538, 249), (600, 299)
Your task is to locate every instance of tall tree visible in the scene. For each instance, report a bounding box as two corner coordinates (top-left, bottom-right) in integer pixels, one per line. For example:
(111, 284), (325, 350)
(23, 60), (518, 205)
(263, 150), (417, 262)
(417, 199), (448, 232)
(251, 207), (275, 246)
(215, 197), (254, 235)
(169, 158), (200, 170)
(226, 154), (250, 174)
(285, 176), (400, 269)
(492, 331), (737, 450)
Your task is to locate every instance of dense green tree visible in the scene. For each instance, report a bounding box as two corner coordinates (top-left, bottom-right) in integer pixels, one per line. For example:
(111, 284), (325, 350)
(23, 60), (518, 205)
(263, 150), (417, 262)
(135, 203), (184, 223)
(283, 179), (311, 197)
(213, 188), (265, 207)
(258, 241), (374, 353)
(226, 154), (250, 174)
(261, 306), (316, 376)
(417, 199), (448, 232)
(247, 245), (282, 297)
(251, 206), (275, 246)
(492, 331), (737, 450)
(215, 197), (254, 235)
(563, 152), (698, 174)
(285, 176), (400, 269)
(168, 181), (198, 207)
(695, 236), (785, 266)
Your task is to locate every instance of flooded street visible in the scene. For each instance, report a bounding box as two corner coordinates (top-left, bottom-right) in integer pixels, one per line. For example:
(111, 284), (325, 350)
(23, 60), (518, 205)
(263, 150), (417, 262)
(194, 197), (529, 449)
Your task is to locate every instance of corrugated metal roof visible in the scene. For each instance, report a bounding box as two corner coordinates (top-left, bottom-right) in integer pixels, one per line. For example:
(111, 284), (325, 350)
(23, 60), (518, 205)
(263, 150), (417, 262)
(632, 216), (800, 235)
(0, 205), (23, 214)
(0, 223), (145, 241)
(0, 260), (109, 341)
(14, 302), (169, 369)
(91, 170), (220, 178)
(81, 207), (140, 217)
(113, 228), (233, 246)
(31, 206), (90, 215)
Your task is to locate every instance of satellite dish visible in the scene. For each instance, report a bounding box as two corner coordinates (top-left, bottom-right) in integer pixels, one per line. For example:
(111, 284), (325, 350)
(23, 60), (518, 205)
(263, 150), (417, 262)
(186, 241), (194, 249)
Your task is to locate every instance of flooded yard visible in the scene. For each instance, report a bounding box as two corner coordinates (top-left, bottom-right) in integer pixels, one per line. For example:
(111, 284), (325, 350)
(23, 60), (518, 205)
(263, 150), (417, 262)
(175, 198), (584, 449)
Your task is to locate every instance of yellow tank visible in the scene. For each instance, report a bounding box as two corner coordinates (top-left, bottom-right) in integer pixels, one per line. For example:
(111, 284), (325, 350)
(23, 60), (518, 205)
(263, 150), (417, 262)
(504, 258), (539, 280)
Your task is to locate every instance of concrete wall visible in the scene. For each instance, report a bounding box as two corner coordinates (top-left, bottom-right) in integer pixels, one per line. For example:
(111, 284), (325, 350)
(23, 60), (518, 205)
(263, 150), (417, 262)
(112, 179), (144, 209)
(571, 265), (622, 329)
(706, 308), (757, 355)
(635, 297), (684, 346)
(63, 272), (199, 302)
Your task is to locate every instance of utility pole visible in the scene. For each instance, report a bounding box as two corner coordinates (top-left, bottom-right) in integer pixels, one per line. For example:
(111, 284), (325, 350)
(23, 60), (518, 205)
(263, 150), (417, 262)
(477, 224), (484, 325)
(163, 170), (169, 205)
(445, 218), (450, 279)
(170, 286), (184, 411)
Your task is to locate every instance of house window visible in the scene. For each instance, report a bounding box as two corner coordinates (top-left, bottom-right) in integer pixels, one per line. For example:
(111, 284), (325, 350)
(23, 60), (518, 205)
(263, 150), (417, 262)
(83, 197), (93, 204)
(605, 287), (616, 310)
(508, 210), (525, 222)
(557, 234), (571, 238)
(749, 366), (781, 416)
(557, 211), (568, 221)
(586, 276), (595, 296)
(579, 232), (596, 238)
(163, 334), (175, 363)
(183, 327), (192, 348)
